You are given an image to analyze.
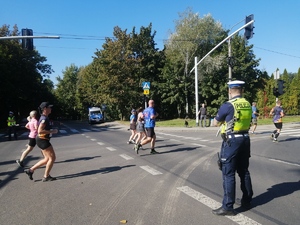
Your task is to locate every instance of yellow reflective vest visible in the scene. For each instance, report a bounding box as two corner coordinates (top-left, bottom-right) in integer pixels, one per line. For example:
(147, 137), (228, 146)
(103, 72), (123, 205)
(7, 116), (16, 126)
(221, 98), (252, 134)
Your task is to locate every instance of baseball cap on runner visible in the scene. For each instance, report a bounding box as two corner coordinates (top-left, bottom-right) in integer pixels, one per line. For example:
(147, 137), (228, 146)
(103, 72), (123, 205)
(39, 102), (53, 110)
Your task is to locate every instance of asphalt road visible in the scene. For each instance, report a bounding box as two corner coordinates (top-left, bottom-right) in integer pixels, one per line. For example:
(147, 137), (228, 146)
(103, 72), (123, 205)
(0, 121), (299, 225)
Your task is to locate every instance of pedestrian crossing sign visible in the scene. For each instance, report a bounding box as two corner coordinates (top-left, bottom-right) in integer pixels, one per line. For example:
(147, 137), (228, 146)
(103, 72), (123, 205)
(142, 82), (150, 90)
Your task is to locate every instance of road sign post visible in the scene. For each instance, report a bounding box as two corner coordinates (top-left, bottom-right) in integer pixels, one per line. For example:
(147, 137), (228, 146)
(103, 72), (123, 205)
(142, 82), (150, 108)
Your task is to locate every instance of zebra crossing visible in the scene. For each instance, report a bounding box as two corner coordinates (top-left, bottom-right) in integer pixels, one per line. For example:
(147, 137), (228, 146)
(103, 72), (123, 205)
(14, 126), (300, 144)
(16, 127), (106, 137)
(156, 127), (300, 144)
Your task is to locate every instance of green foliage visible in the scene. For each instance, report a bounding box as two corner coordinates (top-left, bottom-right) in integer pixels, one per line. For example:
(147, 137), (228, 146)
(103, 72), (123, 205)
(0, 24), (55, 127)
(2, 10), (300, 128)
(54, 64), (81, 119)
(77, 24), (163, 120)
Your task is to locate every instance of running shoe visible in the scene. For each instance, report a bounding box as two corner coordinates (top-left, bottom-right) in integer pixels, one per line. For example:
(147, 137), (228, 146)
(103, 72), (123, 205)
(150, 149), (159, 154)
(24, 169), (34, 180)
(16, 159), (24, 168)
(42, 175), (57, 182)
(134, 144), (141, 154)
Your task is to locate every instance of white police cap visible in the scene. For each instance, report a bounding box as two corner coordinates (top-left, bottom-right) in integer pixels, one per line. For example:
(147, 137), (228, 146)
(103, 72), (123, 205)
(227, 80), (245, 88)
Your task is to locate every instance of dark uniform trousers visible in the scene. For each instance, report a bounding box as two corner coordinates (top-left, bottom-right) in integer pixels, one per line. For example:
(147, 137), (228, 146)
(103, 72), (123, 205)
(220, 134), (253, 210)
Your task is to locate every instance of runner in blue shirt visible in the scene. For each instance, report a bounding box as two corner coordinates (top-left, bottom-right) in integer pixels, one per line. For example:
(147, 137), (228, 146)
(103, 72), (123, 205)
(134, 100), (159, 154)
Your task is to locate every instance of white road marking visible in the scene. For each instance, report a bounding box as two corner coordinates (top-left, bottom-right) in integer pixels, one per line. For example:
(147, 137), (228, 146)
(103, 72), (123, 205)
(91, 128), (101, 131)
(81, 129), (90, 132)
(59, 130), (67, 133)
(97, 142), (104, 145)
(170, 139), (180, 142)
(140, 165), (162, 175)
(85, 136), (91, 138)
(192, 143), (207, 147)
(106, 147), (116, 151)
(90, 139), (97, 141)
(269, 158), (300, 167)
(119, 154), (133, 160)
(177, 186), (262, 225)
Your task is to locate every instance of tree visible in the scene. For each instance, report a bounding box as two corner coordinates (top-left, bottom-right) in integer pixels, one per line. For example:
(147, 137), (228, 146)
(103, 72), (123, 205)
(163, 9), (227, 117)
(78, 24), (162, 120)
(55, 64), (81, 119)
(0, 24), (54, 127)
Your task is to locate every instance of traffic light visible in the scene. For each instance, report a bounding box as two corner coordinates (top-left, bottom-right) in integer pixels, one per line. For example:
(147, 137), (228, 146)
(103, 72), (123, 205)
(244, 14), (254, 40)
(21, 28), (34, 50)
(277, 80), (285, 95)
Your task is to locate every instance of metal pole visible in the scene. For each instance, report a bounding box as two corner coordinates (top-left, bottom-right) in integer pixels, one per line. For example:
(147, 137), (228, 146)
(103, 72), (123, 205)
(190, 20), (254, 73)
(195, 57), (199, 126)
(228, 38), (232, 81)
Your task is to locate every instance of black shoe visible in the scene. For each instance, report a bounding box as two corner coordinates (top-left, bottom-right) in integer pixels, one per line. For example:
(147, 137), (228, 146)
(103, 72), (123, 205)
(42, 175), (57, 182)
(134, 144), (141, 154)
(235, 198), (251, 209)
(212, 207), (236, 216)
(16, 159), (24, 168)
(24, 169), (34, 180)
(150, 149), (159, 154)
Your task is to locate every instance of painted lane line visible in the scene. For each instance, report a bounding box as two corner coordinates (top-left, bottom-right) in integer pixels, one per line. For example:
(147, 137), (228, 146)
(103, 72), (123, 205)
(140, 165), (162, 175)
(183, 137), (199, 140)
(90, 139), (97, 141)
(91, 128), (101, 131)
(170, 139), (180, 142)
(269, 158), (300, 167)
(106, 147), (116, 151)
(59, 130), (67, 134)
(85, 136), (91, 138)
(97, 142), (104, 145)
(81, 129), (90, 132)
(177, 186), (262, 225)
(289, 134), (300, 137)
(119, 154), (133, 160)
(192, 143), (207, 147)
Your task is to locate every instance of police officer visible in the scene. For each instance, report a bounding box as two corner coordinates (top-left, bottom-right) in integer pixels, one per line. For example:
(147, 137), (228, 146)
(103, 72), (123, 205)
(7, 111), (17, 140)
(212, 80), (253, 216)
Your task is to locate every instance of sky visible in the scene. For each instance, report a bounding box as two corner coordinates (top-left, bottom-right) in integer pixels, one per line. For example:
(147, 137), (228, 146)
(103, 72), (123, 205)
(2, 0), (300, 85)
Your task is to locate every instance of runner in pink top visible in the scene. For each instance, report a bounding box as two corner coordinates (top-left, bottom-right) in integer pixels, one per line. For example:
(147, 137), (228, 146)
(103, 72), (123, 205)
(16, 111), (38, 168)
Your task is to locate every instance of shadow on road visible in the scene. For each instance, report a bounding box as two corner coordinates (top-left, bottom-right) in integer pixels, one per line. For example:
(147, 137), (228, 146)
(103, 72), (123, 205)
(55, 156), (102, 164)
(55, 164), (136, 180)
(252, 180), (300, 207)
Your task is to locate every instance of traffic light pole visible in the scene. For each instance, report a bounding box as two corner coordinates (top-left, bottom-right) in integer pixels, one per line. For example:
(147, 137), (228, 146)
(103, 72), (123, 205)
(190, 19), (254, 126)
(0, 36), (60, 40)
